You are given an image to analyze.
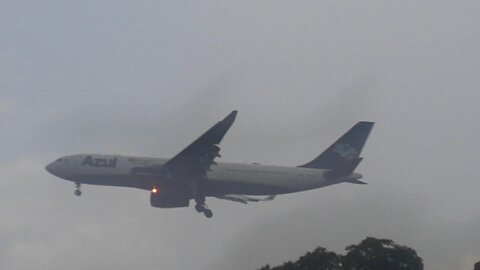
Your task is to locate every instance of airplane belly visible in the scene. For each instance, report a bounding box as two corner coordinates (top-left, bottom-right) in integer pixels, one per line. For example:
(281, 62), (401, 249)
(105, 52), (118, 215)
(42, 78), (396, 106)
(206, 164), (332, 195)
(207, 165), (297, 195)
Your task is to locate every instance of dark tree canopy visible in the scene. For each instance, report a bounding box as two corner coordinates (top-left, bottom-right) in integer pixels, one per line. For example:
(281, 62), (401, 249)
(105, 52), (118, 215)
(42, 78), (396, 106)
(342, 237), (423, 270)
(294, 247), (341, 270)
(258, 247), (341, 270)
(258, 237), (423, 270)
(474, 261), (480, 270)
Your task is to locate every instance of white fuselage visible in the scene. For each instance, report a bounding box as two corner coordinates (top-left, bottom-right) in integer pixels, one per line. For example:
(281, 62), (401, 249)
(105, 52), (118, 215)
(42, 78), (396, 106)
(46, 154), (363, 196)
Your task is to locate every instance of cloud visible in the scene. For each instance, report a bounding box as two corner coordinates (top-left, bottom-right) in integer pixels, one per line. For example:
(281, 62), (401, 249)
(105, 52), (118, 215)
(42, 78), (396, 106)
(1, 1), (480, 270)
(460, 254), (480, 270)
(0, 98), (14, 115)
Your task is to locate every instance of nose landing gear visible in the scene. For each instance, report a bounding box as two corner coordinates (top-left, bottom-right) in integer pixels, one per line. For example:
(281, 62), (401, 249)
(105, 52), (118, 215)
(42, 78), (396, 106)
(74, 183), (82, 196)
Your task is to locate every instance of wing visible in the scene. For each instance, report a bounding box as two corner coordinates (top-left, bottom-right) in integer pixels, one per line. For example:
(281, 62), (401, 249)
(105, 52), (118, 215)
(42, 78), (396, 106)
(163, 110), (237, 179)
(215, 195), (276, 204)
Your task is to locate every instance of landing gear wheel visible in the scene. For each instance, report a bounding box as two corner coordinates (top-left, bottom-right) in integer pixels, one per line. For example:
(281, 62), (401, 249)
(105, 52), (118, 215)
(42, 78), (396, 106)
(74, 182), (82, 196)
(203, 209), (213, 218)
(195, 204), (204, 213)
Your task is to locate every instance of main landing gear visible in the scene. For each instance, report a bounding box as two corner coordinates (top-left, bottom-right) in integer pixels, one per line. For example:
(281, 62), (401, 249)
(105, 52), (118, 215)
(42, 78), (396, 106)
(204, 209), (213, 219)
(195, 202), (213, 218)
(194, 191), (213, 218)
(190, 179), (213, 218)
(191, 179), (213, 218)
(74, 182), (82, 196)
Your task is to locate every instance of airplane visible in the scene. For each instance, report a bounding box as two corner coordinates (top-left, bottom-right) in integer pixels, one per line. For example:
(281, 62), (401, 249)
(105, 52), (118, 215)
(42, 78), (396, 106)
(45, 111), (374, 218)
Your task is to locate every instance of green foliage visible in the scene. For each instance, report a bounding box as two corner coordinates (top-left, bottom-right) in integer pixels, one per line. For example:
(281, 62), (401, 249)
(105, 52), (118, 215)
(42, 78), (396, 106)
(258, 237), (423, 270)
(258, 248), (341, 270)
(258, 247), (341, 270)
(294, 247), (341, 270)
(342, 237), (423, 270)
(274, 261), (297, 270)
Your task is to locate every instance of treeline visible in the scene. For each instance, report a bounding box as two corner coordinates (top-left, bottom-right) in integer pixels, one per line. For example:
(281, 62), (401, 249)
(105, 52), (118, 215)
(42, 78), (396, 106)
(258, 237), (423, 270)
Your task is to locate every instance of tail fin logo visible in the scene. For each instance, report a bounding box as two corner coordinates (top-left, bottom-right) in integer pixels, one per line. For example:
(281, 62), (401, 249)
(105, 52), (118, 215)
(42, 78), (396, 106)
(333, 143), (358, 160)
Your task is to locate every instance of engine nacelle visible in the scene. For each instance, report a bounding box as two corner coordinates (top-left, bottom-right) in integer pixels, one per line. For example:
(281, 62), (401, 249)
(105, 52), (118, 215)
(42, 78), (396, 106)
(150, 189), (190, 208)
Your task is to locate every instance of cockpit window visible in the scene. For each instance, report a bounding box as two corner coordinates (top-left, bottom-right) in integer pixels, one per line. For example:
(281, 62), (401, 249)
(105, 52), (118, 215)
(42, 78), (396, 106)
(56, 158), (63, 162)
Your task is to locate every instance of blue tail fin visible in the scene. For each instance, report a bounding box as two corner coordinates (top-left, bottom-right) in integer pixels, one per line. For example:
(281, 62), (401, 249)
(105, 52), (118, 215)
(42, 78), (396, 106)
(299, 121), (374, 170)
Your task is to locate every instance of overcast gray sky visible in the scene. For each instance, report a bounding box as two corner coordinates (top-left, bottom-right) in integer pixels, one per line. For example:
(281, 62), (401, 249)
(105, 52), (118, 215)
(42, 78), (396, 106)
(1, 1), (480, 270)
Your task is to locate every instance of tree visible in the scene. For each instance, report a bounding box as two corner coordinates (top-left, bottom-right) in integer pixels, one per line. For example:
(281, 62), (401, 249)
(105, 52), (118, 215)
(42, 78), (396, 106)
(294, 247), (341, 270)
(474, 261), (480, 270)
(257, 237), (423, 270)
(342, 237), (423, 270)
(258, 247), (341, 270)
(276, 261), (297, 270)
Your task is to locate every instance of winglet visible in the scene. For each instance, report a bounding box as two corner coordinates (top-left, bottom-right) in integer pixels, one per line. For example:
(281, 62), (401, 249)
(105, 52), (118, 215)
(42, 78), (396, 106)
(224, 110), (238, 123)
(210, 110), (237, 145)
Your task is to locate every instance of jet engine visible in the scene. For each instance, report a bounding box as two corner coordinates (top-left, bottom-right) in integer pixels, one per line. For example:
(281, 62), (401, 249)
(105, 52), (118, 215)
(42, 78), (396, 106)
(150, 188), (190, 208)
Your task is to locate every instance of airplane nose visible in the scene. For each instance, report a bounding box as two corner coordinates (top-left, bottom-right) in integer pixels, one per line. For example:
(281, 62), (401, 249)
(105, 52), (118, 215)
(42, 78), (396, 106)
(45, 158), (72, 180)
(45, 162), (55, 175)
